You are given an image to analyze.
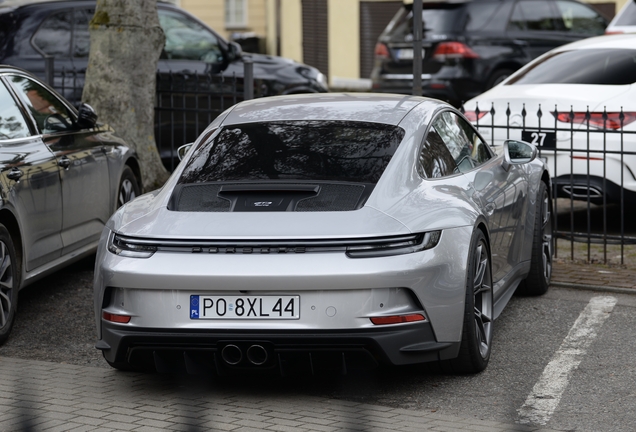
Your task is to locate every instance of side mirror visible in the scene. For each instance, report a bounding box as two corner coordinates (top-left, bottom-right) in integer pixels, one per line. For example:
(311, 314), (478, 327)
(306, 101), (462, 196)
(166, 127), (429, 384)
(227, 41), (243, 61)
(177, 143), (194, 161)
(502, 139), (537, 171)
(76, 103), (97, 129)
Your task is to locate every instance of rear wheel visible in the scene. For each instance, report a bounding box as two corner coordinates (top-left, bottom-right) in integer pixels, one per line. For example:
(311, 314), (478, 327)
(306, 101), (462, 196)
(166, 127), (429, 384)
(445, 229), (493, 374)
(117, 166), (140, 209)
(0, 224), (19, 346)
(517, 182), (552, 296)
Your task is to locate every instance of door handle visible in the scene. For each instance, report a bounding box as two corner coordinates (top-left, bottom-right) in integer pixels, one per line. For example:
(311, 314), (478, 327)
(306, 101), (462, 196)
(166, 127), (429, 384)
(6, 168), (23, 181)
(58, 157), (71, 169)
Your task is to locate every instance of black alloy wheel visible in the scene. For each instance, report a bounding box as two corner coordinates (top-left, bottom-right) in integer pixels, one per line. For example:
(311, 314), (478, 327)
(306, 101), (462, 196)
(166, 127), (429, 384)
(0, 224), (18, 345)
(445, 229), (493, 374)
(517, 182), (553, 296)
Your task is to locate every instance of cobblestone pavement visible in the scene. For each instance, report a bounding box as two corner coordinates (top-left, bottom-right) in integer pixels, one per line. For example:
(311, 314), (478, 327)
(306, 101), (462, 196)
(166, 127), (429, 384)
(551, 259), (636, 292)
(1, 260), (633, 432)
(0, 356), (564, 432)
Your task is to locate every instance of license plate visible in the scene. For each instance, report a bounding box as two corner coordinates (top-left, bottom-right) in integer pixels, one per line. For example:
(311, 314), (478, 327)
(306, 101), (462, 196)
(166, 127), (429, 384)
(190, 295), (299, 319)
(395, 48), (425, 60)
(521, 130), (556, 148)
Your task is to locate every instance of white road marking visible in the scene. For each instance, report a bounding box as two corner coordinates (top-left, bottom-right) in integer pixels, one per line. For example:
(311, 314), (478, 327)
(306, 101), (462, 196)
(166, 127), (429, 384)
(517, 295), (618, 426)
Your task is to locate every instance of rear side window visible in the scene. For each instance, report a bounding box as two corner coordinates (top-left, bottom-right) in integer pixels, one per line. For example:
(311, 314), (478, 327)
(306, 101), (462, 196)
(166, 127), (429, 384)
(507, 49), (636, 85)
(432, 112), (491, 174)
(179, 121), (405, 184)
(508, 0), (559, 31)
(465, 2), (513, 32)
(33, 11), (72, 57)
(0, 81), (31, 140)
(417, 127), (457, 179)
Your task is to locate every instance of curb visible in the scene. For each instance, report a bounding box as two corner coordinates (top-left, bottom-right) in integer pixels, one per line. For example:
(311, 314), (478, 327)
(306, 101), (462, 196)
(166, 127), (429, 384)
(551, 281), (636, 295)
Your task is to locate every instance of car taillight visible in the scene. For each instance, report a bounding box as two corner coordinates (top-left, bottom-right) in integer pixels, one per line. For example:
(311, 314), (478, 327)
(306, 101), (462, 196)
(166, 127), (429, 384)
(605, 30), (624, 34)
(433, 42), (479, 60)
(103, 312), (131, 323)
(463, 111), (488, 121)
(551, 111), (636, 130)
(374, 42), (390, 59)
(370, 314), (426, 325)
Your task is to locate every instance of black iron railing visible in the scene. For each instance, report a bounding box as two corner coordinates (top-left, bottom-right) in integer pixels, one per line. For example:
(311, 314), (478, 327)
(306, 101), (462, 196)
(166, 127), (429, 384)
(464, 102), (636, 264)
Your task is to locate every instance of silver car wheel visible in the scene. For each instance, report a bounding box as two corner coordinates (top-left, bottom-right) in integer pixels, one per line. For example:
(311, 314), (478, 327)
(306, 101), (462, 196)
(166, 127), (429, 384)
(117, 166), (140, 209)
(473, 240), (493, 359)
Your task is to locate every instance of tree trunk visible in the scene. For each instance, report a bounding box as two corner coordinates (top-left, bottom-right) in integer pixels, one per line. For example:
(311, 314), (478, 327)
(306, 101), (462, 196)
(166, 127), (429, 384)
(82, 0), (169, 191)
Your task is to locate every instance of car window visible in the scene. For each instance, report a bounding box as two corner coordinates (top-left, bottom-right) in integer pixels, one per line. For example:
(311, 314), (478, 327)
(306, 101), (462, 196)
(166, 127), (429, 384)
(507, 49), (636, 85)
(8, 75), (74, 134)
(0, 81), (31, 140)
(384, 4), (467, 42)
(466, 2), (513, 32)
(433, 112), (491, 174)
(508, 0), (559, 31)
(158, 9), (224, 63)
(178, 121), (405, 184)
(73, 9), (92, 58)
(554, 0), (607, 34)
(33, 11), (72, 57)
(417, 127), (457, 179)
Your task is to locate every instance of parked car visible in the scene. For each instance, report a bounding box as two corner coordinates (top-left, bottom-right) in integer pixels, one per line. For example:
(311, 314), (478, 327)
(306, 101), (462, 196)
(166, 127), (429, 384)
(93, 93), (552, 375)
(0, 65), (141, 344)
(0, 0), (328, 169)
(371, 0), (608, 106)
(463, 34), (636, 205)
(605, 0), (636, 34)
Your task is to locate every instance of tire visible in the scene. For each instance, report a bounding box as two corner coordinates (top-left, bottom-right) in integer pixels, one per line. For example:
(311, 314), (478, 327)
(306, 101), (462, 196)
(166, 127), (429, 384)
(117, 166), (141, 209)
(517, 182), (553, 296)
(0, 224), (19, 346)
(486, 68), (514, 89)
(444, 229), (493, 374)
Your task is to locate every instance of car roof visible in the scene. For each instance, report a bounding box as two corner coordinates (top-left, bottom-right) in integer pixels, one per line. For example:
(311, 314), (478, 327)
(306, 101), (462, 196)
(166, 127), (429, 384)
(550, 33), (636, 51)
(221, 93), (430, 127)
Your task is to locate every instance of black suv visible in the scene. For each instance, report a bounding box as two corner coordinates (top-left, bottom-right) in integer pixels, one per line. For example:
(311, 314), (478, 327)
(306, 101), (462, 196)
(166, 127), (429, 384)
(371, 0), (607, 106)
(0, 0), (328, 169)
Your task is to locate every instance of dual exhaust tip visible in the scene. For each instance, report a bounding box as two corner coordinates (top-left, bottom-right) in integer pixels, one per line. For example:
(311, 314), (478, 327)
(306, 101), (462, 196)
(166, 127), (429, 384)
(221, 344), (269, 366)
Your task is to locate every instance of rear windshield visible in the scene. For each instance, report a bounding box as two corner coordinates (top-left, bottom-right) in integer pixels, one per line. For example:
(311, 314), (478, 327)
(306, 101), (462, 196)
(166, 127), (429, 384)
(384, 1), (506, 40)
(507, 49), (636, 85)
(384, 4), (467, 40)
(178, 121), (405, 184)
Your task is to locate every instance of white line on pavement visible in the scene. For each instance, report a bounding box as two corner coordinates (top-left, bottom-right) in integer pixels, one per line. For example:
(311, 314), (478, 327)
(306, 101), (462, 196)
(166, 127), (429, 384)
(517, 295), (618, 426)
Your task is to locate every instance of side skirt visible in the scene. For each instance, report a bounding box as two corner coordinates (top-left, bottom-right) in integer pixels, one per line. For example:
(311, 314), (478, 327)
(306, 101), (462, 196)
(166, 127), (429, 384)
(493, 261), (531, 319)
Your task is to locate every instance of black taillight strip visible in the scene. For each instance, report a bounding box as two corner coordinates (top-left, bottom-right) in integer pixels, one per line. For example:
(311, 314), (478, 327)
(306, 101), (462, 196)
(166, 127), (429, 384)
(113, 233), (423, 253)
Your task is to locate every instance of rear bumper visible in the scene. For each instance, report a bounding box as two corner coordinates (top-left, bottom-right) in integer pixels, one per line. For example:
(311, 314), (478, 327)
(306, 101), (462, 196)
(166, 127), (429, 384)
(98, 321), (460, 374)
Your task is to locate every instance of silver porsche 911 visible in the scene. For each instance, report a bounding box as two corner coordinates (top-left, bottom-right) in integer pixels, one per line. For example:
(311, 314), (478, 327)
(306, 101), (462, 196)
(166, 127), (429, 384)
(94, 93), (552, 375)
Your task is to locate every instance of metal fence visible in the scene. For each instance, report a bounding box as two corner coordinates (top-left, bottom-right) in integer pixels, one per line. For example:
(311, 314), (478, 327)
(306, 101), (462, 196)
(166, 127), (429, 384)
(464, 102), (636, 265)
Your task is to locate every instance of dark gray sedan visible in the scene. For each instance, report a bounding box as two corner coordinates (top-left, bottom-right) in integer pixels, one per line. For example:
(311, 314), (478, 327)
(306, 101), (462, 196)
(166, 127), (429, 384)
(0, 65), (141, 344)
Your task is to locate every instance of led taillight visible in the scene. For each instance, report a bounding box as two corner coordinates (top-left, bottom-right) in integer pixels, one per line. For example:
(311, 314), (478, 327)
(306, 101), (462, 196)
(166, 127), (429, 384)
(103, 312), (131, 323)
(433, 42), (479, 60)
(551, 111), (636, 130)
(463, 111), (488, 121)
(374, 42), (390, 59)
(370, 314), (425, 325)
